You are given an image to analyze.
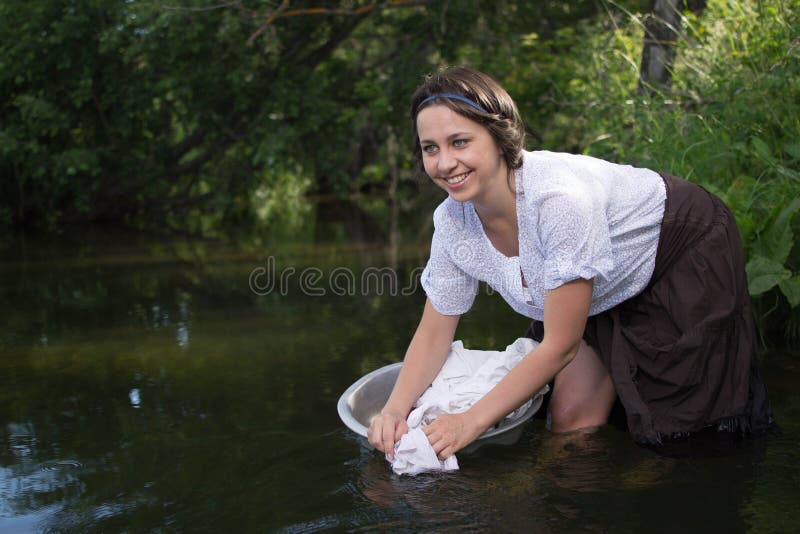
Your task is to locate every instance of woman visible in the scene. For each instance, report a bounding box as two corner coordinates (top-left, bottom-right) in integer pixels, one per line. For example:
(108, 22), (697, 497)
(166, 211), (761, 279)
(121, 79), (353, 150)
(367, 67), (773, 461)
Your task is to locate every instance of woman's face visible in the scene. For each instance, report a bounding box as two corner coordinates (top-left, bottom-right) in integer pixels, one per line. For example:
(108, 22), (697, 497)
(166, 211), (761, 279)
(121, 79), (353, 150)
(416, 104), (507, 204)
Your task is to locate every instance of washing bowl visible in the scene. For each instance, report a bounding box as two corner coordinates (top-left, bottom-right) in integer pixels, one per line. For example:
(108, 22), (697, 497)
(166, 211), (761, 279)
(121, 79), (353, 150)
(337, 362), (545, 450)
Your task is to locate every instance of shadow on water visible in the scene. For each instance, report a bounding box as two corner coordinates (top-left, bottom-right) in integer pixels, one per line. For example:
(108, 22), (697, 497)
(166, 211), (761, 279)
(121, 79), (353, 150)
(331, 421), (787, 533)
(1, 208), (799, 531)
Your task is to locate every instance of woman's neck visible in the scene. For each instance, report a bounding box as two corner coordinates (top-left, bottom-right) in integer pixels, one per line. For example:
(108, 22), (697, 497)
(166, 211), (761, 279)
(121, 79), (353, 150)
(472, 170), (520, 258)
(473, 170), (517, 234)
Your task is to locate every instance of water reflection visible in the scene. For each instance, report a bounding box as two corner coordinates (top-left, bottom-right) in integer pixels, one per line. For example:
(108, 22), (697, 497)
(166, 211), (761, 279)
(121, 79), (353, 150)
(128, 388), (141, 409)
(7, 422), (38, 462)
(0, 225), (798, 531)
(353, 448), (494, 531)
(349, 428), (631, 530)
(342, 420), (781, 532)
(130, 292), (193, 350)
(1, 422), (87, 530)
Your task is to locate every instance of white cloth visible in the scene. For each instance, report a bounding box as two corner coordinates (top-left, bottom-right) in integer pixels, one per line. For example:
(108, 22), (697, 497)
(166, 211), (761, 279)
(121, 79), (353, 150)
(390, 428), (459, 475)
(420, 150), (667, 320)
(389, 337), (548, 476)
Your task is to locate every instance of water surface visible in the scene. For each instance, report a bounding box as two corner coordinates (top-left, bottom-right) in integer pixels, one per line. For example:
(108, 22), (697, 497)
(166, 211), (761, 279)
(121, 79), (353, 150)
(1, 216), (798, 532)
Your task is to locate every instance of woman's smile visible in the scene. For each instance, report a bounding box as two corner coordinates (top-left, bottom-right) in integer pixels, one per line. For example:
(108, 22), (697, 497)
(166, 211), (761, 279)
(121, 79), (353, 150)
(442, 170), (471, 187)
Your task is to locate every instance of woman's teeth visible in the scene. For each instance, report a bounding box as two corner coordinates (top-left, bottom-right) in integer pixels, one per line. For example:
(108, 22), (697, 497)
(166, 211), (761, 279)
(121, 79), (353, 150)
(445, 172), (469, 184)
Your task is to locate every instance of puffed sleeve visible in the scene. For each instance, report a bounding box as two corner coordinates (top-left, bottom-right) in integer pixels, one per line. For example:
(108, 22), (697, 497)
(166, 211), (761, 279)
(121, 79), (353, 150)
(535, 187), (614, 290)
(420, 204), (479, 315)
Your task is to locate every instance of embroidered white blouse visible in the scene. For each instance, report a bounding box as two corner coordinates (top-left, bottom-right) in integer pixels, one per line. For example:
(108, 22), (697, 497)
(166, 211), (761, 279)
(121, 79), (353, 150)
(420, 150), (667, 321)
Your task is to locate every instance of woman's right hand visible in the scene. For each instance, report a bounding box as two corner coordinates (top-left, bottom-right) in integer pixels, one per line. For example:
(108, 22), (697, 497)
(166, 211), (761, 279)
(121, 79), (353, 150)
(366, 299), (460, 461)
(367, 410), (409, 460)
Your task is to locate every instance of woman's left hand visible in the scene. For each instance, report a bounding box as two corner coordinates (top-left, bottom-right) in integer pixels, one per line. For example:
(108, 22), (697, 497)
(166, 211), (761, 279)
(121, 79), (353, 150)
(422, 412), (485, 460)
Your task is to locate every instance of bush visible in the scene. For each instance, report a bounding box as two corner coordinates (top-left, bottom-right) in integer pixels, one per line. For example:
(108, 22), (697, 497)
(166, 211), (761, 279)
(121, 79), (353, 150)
(521, 0), (800, 345)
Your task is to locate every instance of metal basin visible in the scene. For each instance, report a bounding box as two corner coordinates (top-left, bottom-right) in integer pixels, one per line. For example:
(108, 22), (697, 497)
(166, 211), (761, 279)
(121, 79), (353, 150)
(337, 362), (545, 451)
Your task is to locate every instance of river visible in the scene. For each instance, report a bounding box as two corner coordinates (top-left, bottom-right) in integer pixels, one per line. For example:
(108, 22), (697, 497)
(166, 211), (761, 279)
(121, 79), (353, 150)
(1, 203), (798, 532)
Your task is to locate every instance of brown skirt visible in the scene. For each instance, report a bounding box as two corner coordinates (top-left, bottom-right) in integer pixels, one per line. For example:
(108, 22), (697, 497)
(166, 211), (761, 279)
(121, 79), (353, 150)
(527, 173), (775, 444)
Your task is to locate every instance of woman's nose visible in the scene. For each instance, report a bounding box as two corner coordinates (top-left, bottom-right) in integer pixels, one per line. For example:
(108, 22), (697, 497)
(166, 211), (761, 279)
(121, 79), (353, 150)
(437, 148), (457, 175)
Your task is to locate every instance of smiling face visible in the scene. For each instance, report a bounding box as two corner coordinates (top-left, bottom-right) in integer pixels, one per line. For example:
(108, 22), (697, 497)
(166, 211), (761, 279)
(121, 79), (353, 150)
(416, 104), (508, 204)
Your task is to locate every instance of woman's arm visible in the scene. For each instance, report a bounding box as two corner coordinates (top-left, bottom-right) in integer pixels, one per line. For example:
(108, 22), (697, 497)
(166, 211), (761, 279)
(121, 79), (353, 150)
(423, 278), (593, 459)
(367, 298), (460, 458)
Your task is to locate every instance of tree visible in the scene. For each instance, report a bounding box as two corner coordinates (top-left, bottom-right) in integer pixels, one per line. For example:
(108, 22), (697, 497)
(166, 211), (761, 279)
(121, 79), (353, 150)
(0, 0), (650, 232)
(639, 0), (706, 91)
(0, 1), (377, 229)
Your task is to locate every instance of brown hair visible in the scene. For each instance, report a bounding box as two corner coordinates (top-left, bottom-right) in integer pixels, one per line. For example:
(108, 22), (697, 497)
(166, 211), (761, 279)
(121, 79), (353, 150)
(410, 67), (525, 173)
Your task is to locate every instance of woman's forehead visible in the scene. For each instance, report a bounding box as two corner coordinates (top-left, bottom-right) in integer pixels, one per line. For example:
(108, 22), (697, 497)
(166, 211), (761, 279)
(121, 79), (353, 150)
(416, 105), (483, 139)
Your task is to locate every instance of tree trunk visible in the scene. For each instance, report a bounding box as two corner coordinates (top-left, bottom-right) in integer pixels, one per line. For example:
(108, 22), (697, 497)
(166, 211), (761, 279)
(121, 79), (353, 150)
(639, 0), (682, 92)
(639, 0), (707, 92)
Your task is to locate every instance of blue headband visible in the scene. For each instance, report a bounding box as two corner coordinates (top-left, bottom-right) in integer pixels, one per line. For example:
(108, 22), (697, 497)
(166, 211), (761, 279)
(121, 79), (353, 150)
(417, 92), (488, 114)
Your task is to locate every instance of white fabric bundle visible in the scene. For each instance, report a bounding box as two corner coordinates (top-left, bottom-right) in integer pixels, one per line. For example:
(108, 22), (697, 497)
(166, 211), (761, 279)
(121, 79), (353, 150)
(389, 337), (548, 475)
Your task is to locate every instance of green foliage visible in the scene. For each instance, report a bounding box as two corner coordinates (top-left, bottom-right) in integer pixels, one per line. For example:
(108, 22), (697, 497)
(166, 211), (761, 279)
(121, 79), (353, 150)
(498, 0), (798, 343)
(2, 0), (796, 341)
(1, 0), (626, 232)
(747, 198), (800, 301)
(0, 1), (378, 230)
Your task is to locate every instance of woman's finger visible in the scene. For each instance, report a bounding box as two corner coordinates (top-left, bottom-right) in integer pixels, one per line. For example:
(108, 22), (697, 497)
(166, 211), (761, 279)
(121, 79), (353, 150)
(367, 420), (379, 448)
(394, 420), (409, 442)
(382, 422), (397, 460)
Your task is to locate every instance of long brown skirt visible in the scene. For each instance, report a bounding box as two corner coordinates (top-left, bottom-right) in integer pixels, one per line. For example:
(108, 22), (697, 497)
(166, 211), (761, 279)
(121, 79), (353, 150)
(527, 173), (775, 444)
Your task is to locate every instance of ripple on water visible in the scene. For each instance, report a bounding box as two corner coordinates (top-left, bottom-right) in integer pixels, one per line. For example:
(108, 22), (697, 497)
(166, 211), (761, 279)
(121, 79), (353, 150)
(40, 460), (84, 471)
(6, 422), (39, 462)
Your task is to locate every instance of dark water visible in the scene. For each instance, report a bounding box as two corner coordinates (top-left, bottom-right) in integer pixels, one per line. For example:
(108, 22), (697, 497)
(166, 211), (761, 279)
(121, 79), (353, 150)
(1, 212), (799, 532)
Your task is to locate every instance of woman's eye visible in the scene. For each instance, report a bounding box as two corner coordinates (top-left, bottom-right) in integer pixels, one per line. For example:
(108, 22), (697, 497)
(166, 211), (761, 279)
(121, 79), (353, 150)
(422, 144), (438, 154)
(453, 139), (467, 148)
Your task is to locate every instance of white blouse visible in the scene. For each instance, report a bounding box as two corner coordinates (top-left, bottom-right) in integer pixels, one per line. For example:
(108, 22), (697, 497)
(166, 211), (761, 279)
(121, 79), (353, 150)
(420, 150), (667, 321)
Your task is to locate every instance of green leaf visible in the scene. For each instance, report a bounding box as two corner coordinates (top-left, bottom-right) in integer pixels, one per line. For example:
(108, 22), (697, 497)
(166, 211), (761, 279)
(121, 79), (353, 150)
(751, 136), (774, 163)
(779, 275), (800, 308)
(746, 255), (791, 296)
(753, 197), (800, 265)
(776, 165), (800, 180)
(784, 142), (800, 161)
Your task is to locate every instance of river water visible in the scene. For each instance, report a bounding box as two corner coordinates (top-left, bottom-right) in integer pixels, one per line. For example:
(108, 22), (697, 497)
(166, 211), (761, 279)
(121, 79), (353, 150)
(1, 208), (798, 532)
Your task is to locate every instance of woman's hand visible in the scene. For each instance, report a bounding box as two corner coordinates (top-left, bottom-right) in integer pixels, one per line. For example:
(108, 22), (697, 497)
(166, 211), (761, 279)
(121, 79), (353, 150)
(423, 412), (485, 460)
(367, 411), (409, 460)
(367, 299), (460, 461)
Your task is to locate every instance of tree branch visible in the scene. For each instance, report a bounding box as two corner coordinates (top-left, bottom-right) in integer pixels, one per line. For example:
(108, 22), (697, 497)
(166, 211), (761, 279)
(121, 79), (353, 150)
(172, 129), (208, 160)
(266, 0), (429, 22)
(162, 1), (243, 13)
(247, 0), (430, 44)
